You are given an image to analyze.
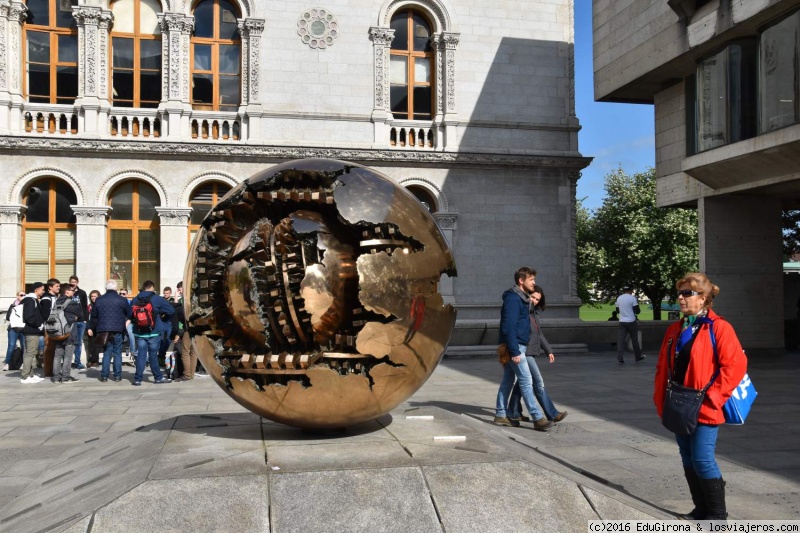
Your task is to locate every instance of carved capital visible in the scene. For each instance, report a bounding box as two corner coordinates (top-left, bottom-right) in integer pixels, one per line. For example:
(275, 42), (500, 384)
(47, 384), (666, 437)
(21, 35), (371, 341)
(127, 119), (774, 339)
(7, 0), (26, 24)
(241, 18), (264, 35)
(73, 6), (105, 26)
(369, 27), (394, 46)
(72, 206), (112, 225)
(158, 13), (194, 34)
(441, 32), (460, 49)
(0, 205), (26, 224)
(433, 213), (457, 230)
(156, 207), (192, 226)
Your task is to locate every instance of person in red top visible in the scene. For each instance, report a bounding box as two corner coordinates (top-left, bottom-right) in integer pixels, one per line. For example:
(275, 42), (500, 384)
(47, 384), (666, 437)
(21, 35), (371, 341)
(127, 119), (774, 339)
(654, 273), (747, 522)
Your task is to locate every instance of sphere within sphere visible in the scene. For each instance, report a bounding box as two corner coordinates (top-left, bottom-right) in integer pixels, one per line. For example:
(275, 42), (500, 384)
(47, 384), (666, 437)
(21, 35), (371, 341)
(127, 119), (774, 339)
(184, 159), (457, 429)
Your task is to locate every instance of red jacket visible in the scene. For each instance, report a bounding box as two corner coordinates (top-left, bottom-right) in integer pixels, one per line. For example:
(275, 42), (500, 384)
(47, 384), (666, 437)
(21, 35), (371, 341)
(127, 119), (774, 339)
(653, 309), (747, 425)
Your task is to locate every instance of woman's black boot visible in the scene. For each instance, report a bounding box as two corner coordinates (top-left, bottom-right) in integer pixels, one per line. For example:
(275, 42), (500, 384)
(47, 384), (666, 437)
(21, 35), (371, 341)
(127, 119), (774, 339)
(680, 467), (706, 520)
(700, 477), (728, 520)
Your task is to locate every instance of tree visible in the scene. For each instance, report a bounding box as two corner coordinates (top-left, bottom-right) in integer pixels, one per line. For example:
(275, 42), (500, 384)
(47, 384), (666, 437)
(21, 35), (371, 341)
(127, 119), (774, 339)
(576, 198), (604, 305)
(782, 210), (800, 259)
(581, 167), (699, 320)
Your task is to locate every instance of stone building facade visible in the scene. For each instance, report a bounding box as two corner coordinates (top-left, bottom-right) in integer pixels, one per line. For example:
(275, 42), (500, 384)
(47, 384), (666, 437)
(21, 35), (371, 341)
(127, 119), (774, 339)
(0, 0), (588, 333)
(593, 0), (800, 353)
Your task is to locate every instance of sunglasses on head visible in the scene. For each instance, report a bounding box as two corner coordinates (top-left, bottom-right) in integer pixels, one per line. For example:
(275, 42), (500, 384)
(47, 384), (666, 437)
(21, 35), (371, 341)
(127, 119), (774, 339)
(677, 289), (700, 297)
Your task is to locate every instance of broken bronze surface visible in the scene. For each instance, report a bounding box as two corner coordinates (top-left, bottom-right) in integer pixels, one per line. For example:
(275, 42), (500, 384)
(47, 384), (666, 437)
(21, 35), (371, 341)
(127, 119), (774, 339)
(184, 158), (457, 429)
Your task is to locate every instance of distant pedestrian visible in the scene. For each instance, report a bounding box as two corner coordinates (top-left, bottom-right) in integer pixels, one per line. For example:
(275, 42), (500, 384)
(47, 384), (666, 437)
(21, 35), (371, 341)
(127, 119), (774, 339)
(67, 275), (89, 369)
(49, 284), (83, 383)
(4, 290), (26, 371)
(40, 278), (60, 375)
(615, 286), (645, 364)
(88, 280), (129, 382)
(129, 280), (174, 386)
(119, 289), (136, 361)
(85, 290), (102, 368)
(20, 282), (46, 384)
(172, 281), (198, 381)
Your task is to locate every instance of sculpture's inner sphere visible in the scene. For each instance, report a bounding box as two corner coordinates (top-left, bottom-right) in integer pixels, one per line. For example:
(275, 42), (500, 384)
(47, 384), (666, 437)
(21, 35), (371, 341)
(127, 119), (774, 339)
(185, 159), (457, 429)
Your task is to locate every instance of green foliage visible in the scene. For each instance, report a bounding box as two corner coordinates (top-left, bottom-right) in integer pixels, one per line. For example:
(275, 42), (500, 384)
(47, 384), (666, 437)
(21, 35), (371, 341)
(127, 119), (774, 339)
(578, 167), (699, 320)
(783, 210), (800, 259)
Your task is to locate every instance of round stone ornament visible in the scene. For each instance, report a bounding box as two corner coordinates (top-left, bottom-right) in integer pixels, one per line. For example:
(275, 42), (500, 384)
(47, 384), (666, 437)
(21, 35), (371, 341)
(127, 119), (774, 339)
(297, 8), (339, 48)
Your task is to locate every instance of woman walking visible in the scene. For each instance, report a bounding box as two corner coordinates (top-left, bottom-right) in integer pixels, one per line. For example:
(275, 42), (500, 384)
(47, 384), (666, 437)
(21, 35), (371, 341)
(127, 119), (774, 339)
(654, 273), (747, 521)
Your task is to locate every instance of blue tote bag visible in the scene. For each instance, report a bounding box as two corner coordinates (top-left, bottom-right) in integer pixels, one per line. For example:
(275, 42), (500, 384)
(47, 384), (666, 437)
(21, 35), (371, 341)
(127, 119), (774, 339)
(708, 324), (757, 425)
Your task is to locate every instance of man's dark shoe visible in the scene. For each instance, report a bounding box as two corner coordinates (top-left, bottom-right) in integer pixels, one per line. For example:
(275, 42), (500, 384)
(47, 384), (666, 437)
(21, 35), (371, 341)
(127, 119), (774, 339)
(63, 376), (78, 383)
(533, 418), (554, 431)
(636, 355), (646, 362)
(51, 377), (59, 383)
(508, 415), (530, 422)
(493, 416), (520, 427)
(154, 378), (172, 384)
(99, 377), (108, 382)
(113, 377), (122, 382)
(553, 411), (568, 423)
(618, 359), (625, 365)
(75, 363), (85, 370)
(132, 381), (141, 386)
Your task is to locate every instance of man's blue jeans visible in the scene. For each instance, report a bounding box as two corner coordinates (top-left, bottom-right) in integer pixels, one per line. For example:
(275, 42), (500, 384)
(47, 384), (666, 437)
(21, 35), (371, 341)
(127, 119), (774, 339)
(135, 335), (164, 383)
(71, 322), (86, 365)
(5, 329), (24, 364)
(101, 333), (123, 379)
(508, 355), (559, 420)
(495, 345), (544, 421)
(126, 323), (137, 355)
(675, 423), (721, 479)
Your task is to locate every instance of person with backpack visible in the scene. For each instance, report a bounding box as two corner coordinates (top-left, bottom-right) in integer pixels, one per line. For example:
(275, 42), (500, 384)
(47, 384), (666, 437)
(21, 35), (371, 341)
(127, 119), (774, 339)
(4, 291), (26, 371)
(21, 282), (47, 384)
(129, 280), (174, 386)
(88, 280), (130, 382)
(48, 284), (83, 383)
(39, 278), (61, 377)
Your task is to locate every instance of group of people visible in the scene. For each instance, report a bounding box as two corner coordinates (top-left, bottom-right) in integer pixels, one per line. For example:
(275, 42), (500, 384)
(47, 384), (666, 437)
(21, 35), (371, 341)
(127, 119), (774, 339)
(493, 267), (746, 521)
(3, 276), (200, 386)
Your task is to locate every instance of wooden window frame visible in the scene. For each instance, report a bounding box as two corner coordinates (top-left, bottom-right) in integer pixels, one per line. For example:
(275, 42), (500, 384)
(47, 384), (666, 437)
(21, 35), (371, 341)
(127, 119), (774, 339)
(21, 178), (76, 286)
(190, 0), (241, 112)
(109, 0), (162, 108)
(390, 9), (434, 121)
(23, 0), (78, 104)
(107, 181), (160, 294)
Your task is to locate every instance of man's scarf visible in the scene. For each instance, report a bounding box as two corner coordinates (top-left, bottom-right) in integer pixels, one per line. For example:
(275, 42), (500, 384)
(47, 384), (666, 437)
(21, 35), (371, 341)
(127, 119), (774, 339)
(511, 286), (531, 307)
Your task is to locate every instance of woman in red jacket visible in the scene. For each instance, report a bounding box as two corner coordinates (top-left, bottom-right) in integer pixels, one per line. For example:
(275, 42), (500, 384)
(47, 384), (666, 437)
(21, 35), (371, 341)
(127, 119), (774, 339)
(654, 273), (746, 521)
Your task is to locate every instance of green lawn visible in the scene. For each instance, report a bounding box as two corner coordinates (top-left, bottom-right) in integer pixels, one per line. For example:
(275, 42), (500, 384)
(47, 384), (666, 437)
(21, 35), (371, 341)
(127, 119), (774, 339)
(579, 303), (678, 321)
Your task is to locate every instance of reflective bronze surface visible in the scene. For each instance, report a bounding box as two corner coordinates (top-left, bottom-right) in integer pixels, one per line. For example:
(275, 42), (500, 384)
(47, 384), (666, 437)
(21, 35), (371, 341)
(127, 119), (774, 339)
(184, 159), (457, 429)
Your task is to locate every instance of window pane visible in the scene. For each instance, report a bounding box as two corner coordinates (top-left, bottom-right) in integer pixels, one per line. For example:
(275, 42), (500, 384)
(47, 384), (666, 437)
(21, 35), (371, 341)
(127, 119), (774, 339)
(54, 180), (77, 223)
(415, 57), (430, 83)
(58, 35), (78, 63)
(56, 0), (77, 29)
(390, 56), (407, 84)
(26, 0), (50, 26)
(25, 229), (49, 261)
(56, 66), (78, 99)
(219, 0), (240, 40)
(696, 50), (727, 152)
(28, 32), (51, 64)
(190, 203), (212, 225)
(138, 229), (159, 261)
(193, 0), (214, 38)
(110, 229), (133, 261)
(25, 182), (50, 223)
(412, 12), (432, 52)
(113, 70), (134, 101)
(140, 71), (161, 102)
(413, 86), (432, 118)
(110, 183), (134, 220)
(111, 0), (135, 33)
(219, 75), (240, 106)
(140, 0), (162, 35)
(140, 39), (162, 70)
(729, 42), (757, 143)
(138, 182), (160, 222)
(193, 73), (214, 104)
(194, 45), (212, 71)
(29, 65), (51, 99)
(760, 13), (799, 132)
(55, 263), (76, 283)
(26, 263), (50, 284)
(390, 13), (409, 51)
(113, 37), (134, 68)
(219, 44), (240, 74)
(138, 262), (158, 289)
(54, 229), (76, 260)
(191, 184), (216, 203)
(390, 86), (408, 118)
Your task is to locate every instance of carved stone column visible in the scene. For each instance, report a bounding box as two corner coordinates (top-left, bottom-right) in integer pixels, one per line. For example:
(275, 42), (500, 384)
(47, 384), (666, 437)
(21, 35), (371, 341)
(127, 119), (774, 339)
(0, 0), (27, 134)
(74, 7), (113, 136)
(158, 14), (193, 139)
(433, 212), (457, 304)
(72, 206), (111, 294)
(565, 172), (581, 305)
(0, 205), (26, 299)
(238, 18), (264, 141)
(432, 32), (460, 152)
(368, 27), (394, 148)
(156, 207), (191, 290)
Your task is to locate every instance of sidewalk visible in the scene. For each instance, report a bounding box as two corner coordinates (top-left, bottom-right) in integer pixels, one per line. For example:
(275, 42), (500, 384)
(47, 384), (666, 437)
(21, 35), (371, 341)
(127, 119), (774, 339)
(0, 351), (797, 532)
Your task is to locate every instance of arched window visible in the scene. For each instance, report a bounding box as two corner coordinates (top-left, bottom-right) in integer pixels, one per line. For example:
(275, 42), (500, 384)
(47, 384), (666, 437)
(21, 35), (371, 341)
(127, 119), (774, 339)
(110, 0), (163, 108)
(390, 9), (433, 120)
(24, 0), (79, 104)
(188, 181), (231, 245)
(406, 185), (437, 213)
(22, 178), (77, 288)
(107, 181), (160, 293)
(191, 0), (241, 111)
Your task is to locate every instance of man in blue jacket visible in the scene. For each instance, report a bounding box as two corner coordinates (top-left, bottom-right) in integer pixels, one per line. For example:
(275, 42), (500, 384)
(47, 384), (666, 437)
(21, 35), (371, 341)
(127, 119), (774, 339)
(88, 280), (130, 382)
(494, 267), (553, 431)
(129, 280), (174, 386)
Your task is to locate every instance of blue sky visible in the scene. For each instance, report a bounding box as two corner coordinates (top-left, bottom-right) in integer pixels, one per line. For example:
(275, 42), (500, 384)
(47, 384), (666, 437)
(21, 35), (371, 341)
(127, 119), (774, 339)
(574, 2), (655, 211)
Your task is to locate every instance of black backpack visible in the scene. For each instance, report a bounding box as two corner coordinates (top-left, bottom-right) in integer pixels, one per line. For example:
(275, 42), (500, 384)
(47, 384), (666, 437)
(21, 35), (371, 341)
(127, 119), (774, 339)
(131, 294), (156, 333)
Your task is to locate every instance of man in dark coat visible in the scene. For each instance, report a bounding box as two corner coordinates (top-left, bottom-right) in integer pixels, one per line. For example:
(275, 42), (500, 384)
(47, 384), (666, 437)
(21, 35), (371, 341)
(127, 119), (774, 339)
(129, 280), (174, 386)
(21, 281), (46, 383)
(68, 275), (89, 369)
(88, 279), (130, 382)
